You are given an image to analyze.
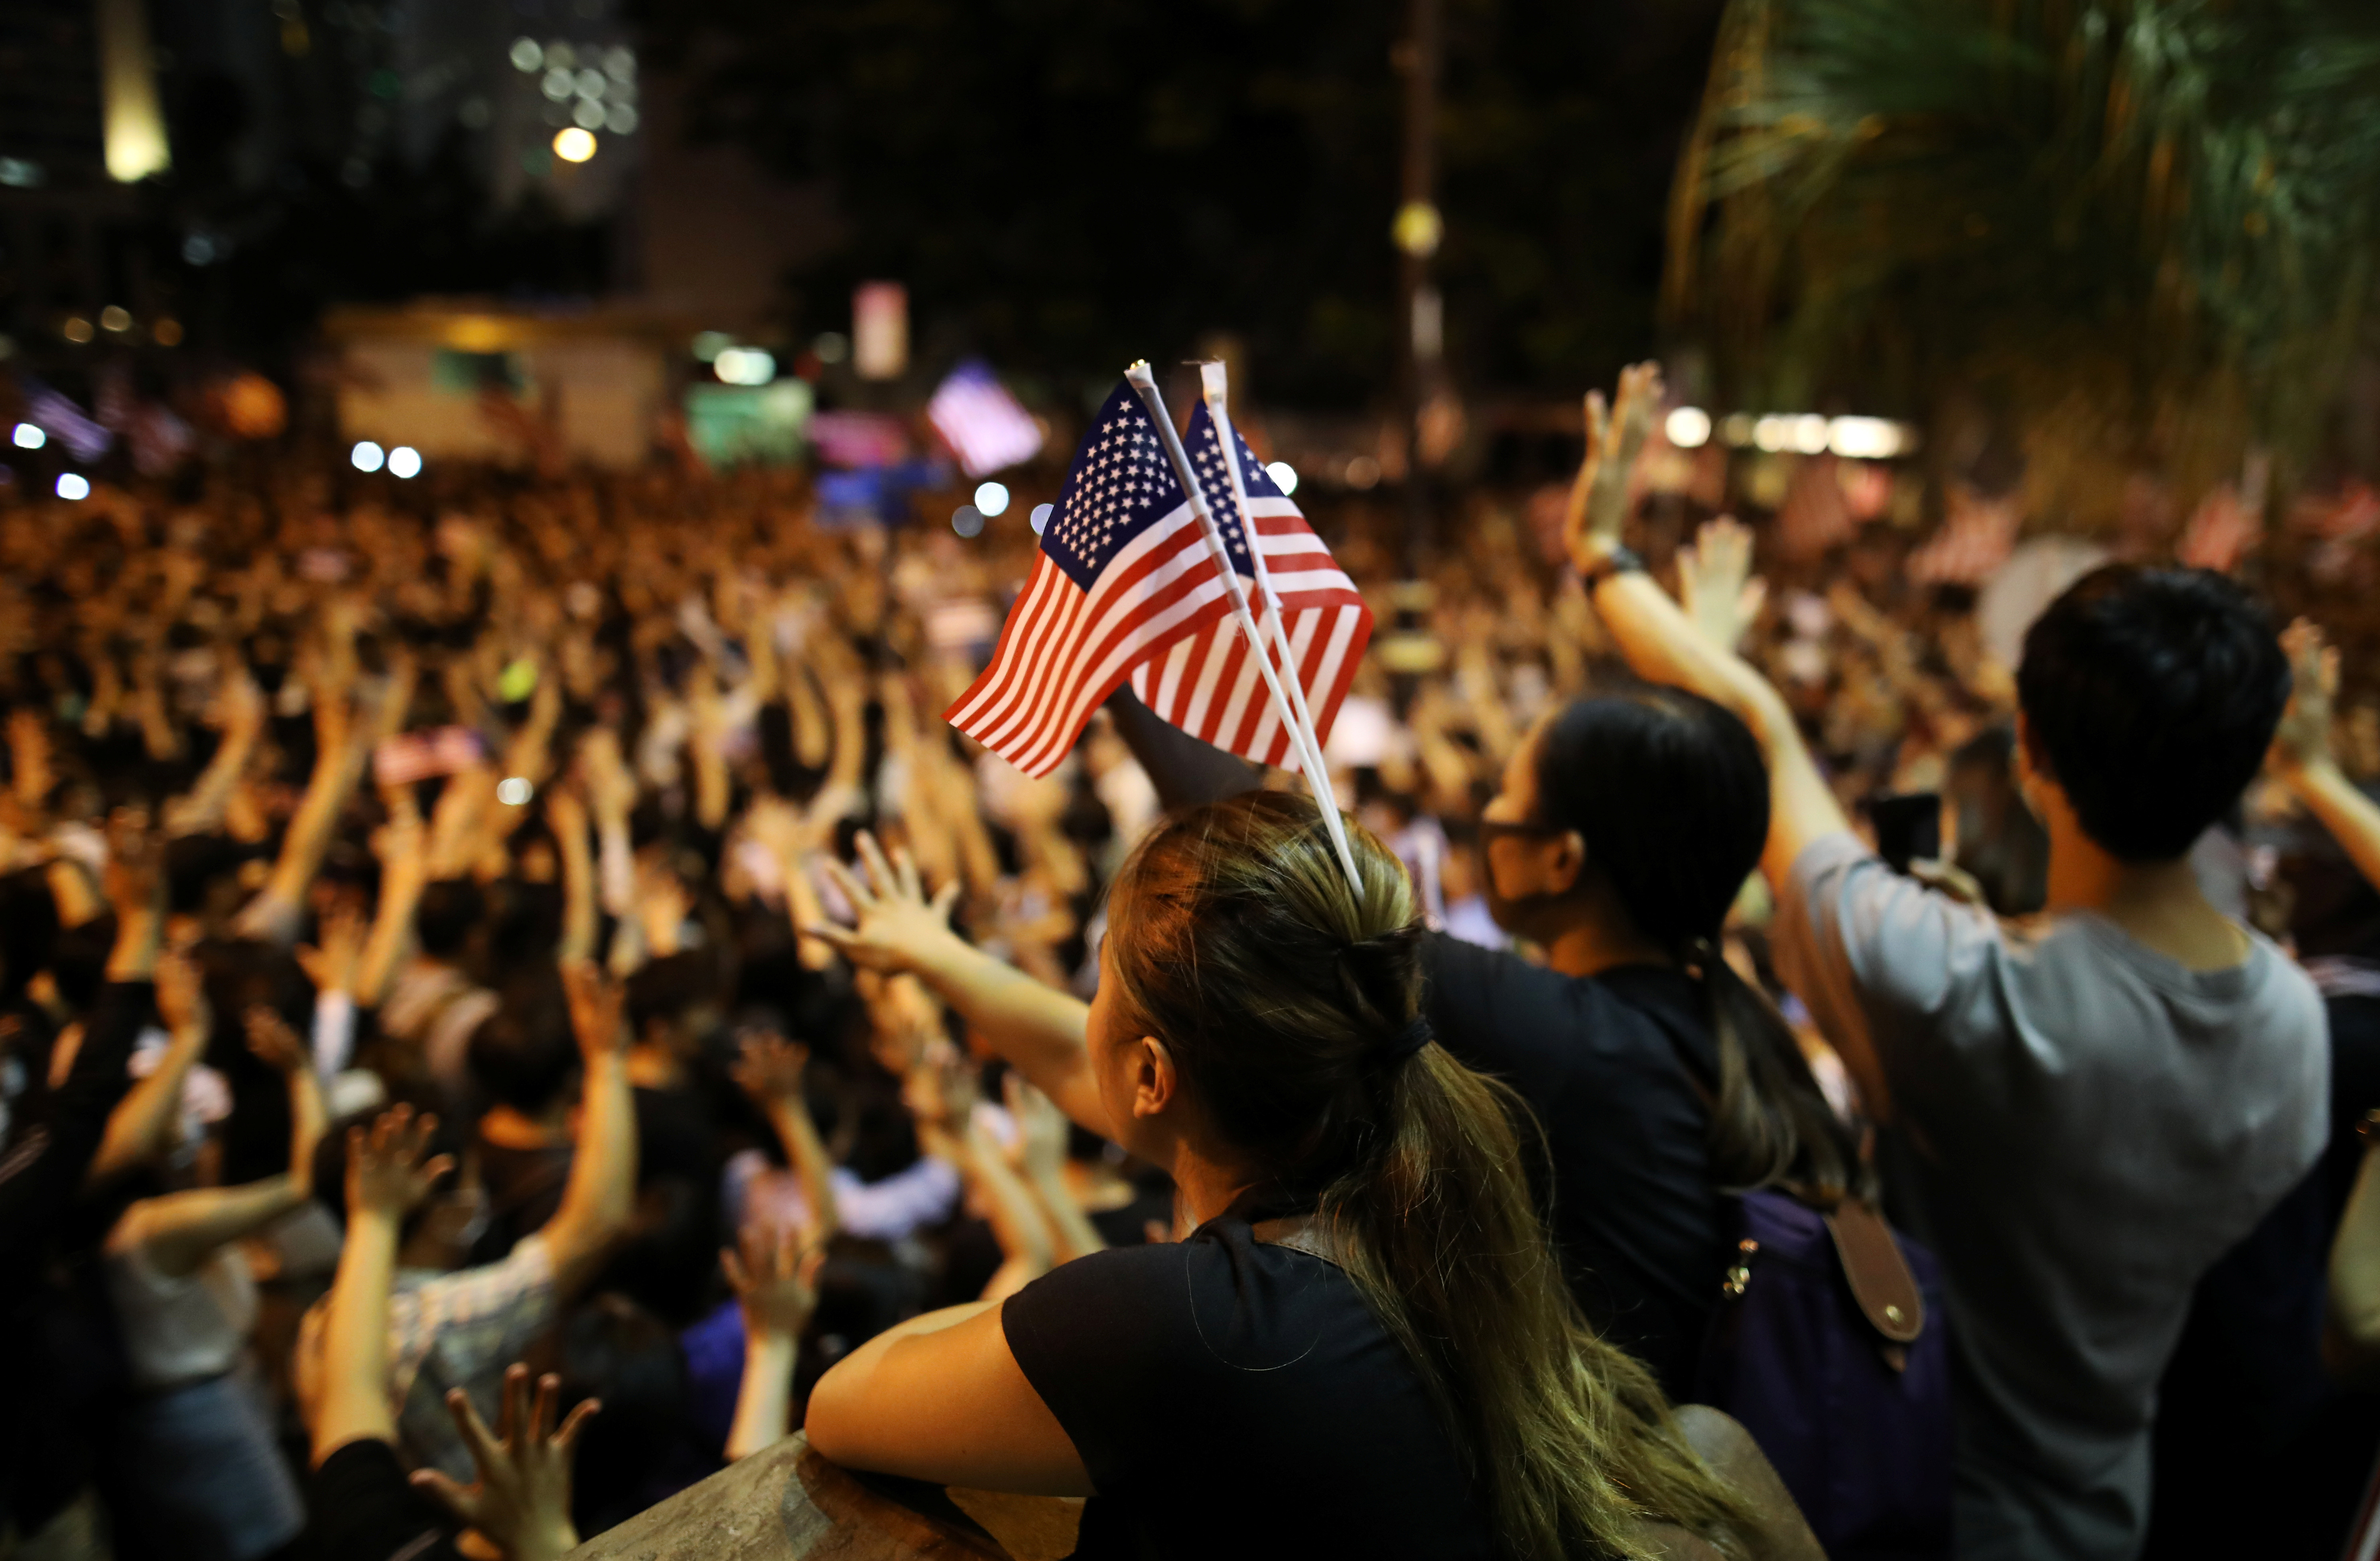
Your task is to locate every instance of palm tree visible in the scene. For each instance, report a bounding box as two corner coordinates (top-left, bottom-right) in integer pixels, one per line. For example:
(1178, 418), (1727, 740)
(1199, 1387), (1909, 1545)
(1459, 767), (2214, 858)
(1664, 0), (2380, 528)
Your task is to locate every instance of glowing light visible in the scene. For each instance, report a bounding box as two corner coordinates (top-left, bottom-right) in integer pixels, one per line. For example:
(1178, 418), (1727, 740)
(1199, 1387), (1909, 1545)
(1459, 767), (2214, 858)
(951, 505), (985, 539)
(56, 473), (89, 500)
(1752, 415), (1791, 453)
(604, 46), (634, 81)
(97, 0), (171, 181)
(1791, 414), (1831, 455)
(152, 317), (182, 346)
(973, 481), (1011, 518)
(552, 127), (596, 163)
(351, 440), (385, 473)
(692, 332), (732, 362)
(1265, 460), (1298, 495)
(544, 41), (575, 70)
(99, 305), (132, 333)
(605, 104), (638, 135)
(541, 67), (573, 100)
(387, 445), (422, 478)
(1029, 503), (1053, 535)
(813, 332), (849, 364)
(1720, 413), (1755, 448)
(509, 36), (542, 71)
(496, 777), (534, 807)
(12, 423), (43, 450)
(1827, 416), (1905, 460)
(1665, 407), (1712, 449)
(571, 98), (604, 130)
(574, 68), (605, 99)
(1344, 455), (1381, 490)
(62, 317), (93, 344)
(714, 347), (775, 386)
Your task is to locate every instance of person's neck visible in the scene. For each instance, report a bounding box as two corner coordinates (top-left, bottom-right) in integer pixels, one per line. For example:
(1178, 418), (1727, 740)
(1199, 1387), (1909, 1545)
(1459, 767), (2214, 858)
(479, 1101), (572, 1149)
(1539, 914), (1672, 980)
(1166, 1143), (1263, 1232)
(2044, 823), (2246, 971)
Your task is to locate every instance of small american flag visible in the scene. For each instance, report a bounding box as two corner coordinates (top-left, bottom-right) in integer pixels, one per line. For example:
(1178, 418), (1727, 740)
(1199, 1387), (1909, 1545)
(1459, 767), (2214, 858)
(946, 382), (1234, 777)
(1127, 403), (1372, 772)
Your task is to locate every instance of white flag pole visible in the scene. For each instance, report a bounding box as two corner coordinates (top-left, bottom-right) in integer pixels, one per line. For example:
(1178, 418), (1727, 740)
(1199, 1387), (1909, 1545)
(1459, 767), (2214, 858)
(1124, 360), (1365, 894)
(1196, 363), (1352, 832)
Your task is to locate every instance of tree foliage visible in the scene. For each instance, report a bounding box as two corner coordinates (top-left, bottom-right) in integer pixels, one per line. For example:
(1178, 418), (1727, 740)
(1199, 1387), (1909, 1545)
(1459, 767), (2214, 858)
(1665, 0), (2380, 521)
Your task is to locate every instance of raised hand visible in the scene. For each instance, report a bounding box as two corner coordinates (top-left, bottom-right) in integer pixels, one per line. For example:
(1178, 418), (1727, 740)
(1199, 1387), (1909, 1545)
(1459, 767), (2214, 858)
(731, 1030), (811, 1108)
(1677, 517), (1769, 654)
(244, 1004), (311, 1074)
(808, 830), (963, 974)
(155, 951), (211, 1040)
(721, 1221), (821, 1343)
(560, 957), (627, 1060)
(410, 1364), (593, 1561)
(1564, 360), (1665, 567)
(1007, 1074), (1070, 1183)
(346, 1104), (455, 1223)
(2272, 618), (2340, 779)
(297, 903), (367, 997)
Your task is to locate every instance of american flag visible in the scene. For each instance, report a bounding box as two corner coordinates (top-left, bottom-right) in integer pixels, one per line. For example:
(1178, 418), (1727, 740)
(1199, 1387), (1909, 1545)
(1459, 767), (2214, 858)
(1126, 403), (1372, 772)
(945, 382), (1235, 777)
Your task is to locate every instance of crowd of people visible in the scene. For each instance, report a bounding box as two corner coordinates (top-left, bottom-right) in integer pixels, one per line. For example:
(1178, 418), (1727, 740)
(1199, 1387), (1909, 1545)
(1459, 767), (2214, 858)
(1, 358), (2378, 1561)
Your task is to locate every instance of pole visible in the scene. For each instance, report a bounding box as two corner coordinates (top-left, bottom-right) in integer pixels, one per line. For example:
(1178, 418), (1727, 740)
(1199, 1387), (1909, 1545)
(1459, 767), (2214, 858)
(1393, 0), (1442, 574)
(1196, 362), (1347, 817)
(1123, 361), (1365, 894)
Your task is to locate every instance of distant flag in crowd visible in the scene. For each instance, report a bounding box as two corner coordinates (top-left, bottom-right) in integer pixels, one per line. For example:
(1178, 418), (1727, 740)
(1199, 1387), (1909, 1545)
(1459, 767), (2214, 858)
(927, 360), (1044, 478)
(1909, 486), (2020, 586)
(24, 380), (112, 462)
(1128, 402), (1372, 772)
(946, 382), (1233, 776)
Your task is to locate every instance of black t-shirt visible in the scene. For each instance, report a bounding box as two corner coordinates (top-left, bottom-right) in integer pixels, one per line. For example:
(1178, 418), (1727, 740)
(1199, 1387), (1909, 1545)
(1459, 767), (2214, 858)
(1001, 1218), (1492, 1561)
(1423, 934), (1724, 1397)
(298, 1439), (463, 1561)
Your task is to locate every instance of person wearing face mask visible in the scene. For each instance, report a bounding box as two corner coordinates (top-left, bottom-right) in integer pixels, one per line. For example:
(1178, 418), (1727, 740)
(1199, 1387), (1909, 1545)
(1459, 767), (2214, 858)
(1102, 680), (1862, 1398)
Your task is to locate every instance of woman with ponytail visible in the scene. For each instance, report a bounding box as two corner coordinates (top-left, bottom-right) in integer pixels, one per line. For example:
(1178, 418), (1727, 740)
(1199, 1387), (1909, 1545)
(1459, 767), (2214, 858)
(804, 795), (1818, 1560)
(1105, 681), (1867, 1402)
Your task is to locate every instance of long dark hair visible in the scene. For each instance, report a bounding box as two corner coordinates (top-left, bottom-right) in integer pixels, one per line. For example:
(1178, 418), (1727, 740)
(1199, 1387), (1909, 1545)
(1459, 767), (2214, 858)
(1536, 689), (1868, 1206)
(1106, 792), (1755, 1559)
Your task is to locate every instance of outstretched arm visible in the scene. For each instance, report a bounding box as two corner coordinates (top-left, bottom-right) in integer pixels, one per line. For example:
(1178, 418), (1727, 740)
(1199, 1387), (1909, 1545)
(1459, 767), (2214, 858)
(311, 1106), (455, 1464)
(721, 1224), (819, 1461)
(111, 1007), (329, 1278)
(808, 833), (1106, 1137)
(733, 1031), (839, 1238)
(545, 960), (638, 1297)
(1566, 363), (1851, 887)
(87, 952), (210, 1185)
(2272, 620), (2380, 897)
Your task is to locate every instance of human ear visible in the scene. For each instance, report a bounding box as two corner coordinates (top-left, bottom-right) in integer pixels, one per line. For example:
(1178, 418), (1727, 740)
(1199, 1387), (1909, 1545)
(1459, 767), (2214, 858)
(1545, 830), (1588, 897)
(1130, 1036), (1177, 1121)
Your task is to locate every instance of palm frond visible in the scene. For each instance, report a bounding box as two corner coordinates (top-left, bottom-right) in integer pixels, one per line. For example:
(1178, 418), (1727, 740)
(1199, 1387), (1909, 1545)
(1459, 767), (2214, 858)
(1667, 0), (2380, 524)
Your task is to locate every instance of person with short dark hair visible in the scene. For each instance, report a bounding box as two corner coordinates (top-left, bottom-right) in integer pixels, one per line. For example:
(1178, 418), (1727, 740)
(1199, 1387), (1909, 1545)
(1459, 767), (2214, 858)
(1581, 364), (2327, 1561)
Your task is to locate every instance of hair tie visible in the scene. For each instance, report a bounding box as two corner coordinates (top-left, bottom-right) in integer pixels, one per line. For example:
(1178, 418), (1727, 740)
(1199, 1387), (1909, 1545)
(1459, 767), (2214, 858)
(1382, 1017), (1434, 1064)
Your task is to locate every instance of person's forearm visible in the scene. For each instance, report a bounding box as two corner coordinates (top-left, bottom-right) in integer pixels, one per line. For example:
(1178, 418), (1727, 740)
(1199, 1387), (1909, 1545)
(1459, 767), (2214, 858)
(725, 1331), (800, 1461)
(1025, 1168), (1106, 1266)
(251, 726), (368, 932)
(960, 1126), (1055, 1290)
(124, 1173), (311, 1279)
(312, 1209), (402, 1462)
(106, 905), (163, 980)
(1591, 573), (1851, 884)
(556, 824), (597, 964)
(2291, 760), (2380, 902)
(311, 990), (357, 1080)
(548, 1051), (636, 1293)
(354, 867), (424, 1010)
(168, 720), (258, 836)
(768, 1099), (841, 1237)
(905, 935), (1104, 1136)
(87, 1022), (206, 1185)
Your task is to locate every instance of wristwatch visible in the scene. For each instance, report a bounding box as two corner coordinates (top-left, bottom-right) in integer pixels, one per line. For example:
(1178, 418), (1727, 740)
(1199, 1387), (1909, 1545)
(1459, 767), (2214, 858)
(1578, 543), (1646, 593)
